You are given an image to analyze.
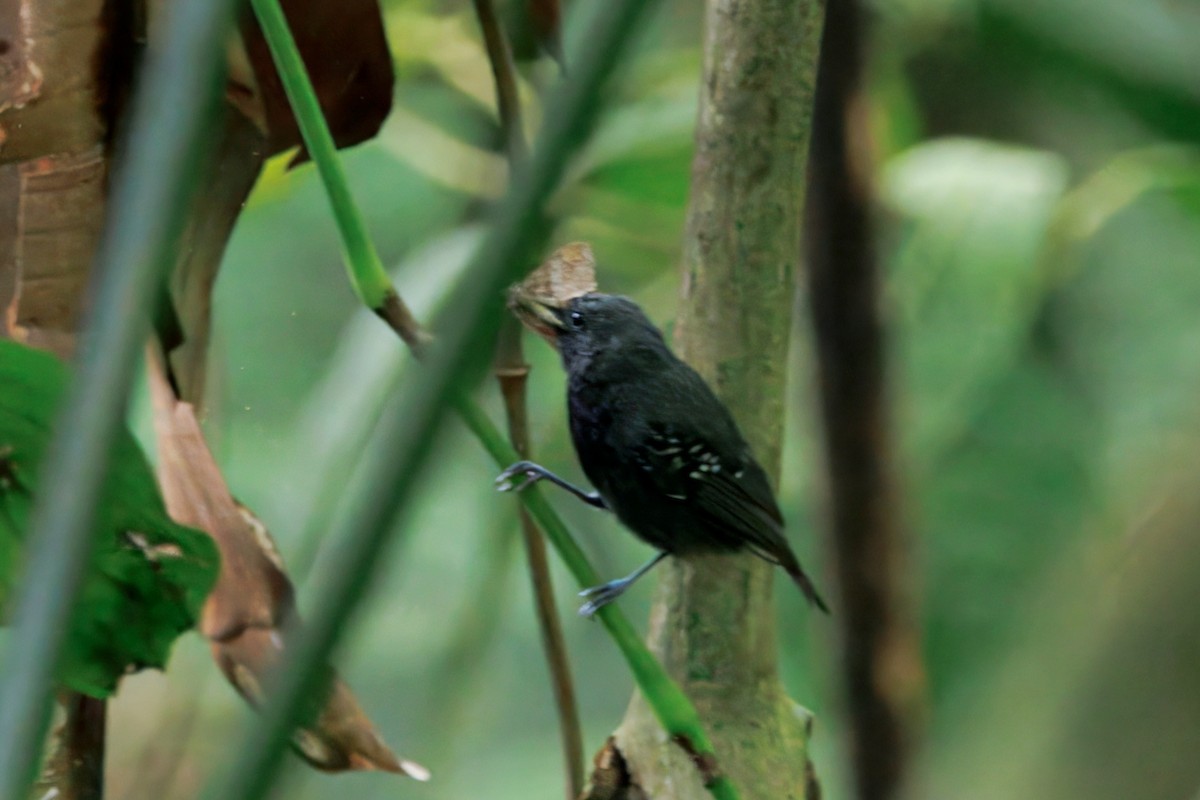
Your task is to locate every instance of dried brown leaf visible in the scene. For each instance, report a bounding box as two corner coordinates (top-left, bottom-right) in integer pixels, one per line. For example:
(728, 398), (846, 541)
(149, 355), (292, 638)
(165, 112), (266, 406)
(214, 629), (429, 779)
(148, 352), (424, 777)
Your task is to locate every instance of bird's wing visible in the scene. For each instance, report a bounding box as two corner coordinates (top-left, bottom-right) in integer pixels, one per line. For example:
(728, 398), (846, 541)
(631, 421), (790, 555)
(631, 422), (833, 611)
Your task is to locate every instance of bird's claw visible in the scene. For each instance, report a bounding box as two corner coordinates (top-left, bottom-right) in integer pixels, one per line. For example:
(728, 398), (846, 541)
(494, 461), (540, 494)
(577, 581), (627, 618)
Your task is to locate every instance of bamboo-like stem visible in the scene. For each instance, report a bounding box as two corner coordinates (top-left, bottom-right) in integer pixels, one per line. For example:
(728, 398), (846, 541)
(805, 0), (924, 798)
(0, 1), (234, 797)
(495, 323), (585, 799)
(210, 1), (742, 798)
(472, 0), (584, 793)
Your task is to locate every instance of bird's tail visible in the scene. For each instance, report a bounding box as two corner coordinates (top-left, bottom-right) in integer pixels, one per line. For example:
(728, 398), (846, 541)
(748, 541), (831, 613)
(787, 564), (830, 614)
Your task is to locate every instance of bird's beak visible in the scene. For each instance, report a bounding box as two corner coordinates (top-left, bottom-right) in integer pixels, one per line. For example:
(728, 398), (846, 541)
(506, 286), (568, 341)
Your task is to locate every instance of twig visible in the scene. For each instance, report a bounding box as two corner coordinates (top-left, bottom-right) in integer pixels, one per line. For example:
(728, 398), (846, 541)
(30, 692), (107, 800)
(804, 1), (925, 798)
(0, 1), (236, 795)
(473, 0), (584, 794)
(497, 319), (586, 799)
(472, 0), (529, 166)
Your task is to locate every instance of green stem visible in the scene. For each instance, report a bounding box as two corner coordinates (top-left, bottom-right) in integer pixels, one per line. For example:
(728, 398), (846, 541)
(248, 0), (738, 796)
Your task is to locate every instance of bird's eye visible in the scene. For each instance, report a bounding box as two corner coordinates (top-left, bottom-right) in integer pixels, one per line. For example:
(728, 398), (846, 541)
(570, 311), (585, 328)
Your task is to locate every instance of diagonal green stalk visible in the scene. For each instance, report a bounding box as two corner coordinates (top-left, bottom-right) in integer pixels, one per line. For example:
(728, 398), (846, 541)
(0, 2), (235, 799)
(246, 0), (425, 350)
(248, 1), (738, 797)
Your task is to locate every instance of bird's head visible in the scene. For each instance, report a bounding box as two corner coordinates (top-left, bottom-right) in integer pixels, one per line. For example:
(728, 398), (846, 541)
(510, 292), (667, 372)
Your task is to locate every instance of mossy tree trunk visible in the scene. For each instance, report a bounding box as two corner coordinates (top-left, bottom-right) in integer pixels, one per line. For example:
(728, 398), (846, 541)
(609, 0), (825, 797)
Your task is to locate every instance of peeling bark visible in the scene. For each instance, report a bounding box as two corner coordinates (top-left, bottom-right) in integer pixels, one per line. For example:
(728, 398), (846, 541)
(0, 0), (121, 356)
(583, 737), (649, 800)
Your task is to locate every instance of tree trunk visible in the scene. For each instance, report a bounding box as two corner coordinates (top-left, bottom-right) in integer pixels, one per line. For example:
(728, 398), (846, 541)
(3, 1), (134, 794)
(804, 1), (924, 797)
(611, 0), (825, 797)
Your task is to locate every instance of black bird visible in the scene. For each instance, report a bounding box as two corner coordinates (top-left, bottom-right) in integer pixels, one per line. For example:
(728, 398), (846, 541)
(497, 292), (828, 617)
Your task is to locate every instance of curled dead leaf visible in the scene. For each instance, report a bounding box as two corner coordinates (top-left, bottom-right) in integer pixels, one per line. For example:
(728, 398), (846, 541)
(147, 349), (424, 777)
(214, 628), (429, 779)
(149, 363), (291, 638)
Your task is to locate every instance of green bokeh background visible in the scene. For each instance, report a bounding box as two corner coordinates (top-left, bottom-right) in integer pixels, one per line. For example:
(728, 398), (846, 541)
(107, 0), (1200, 797)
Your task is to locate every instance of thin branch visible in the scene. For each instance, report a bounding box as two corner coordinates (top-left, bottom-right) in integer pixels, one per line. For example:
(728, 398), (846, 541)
(0, 0), (235, 795)
(473, 0), (584, 793)
(472, 0), (529, 166)
(497, 321), (585, 799)
(804, 1), (925, 798)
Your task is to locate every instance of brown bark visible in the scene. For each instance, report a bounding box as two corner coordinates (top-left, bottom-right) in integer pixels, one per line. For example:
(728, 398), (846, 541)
(0, 0), (125, 355)
(30, 693), (107, 800)
(2, 3), (138, 796)
(609, 0), (826, 797)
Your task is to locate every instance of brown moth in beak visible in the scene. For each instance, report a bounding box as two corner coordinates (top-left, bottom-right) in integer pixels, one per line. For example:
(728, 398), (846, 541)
(507, 242), (597, 344)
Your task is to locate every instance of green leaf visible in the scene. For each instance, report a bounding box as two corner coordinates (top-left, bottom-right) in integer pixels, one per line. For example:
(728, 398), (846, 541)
(920, 357), (1097, 702)
(0, 340), (218, 697)
(882, 137), (1070, 466)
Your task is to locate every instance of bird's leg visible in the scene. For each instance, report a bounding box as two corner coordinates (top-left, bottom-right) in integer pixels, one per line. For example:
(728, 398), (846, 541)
(495, 460), (607, 509)
(578, 552), (669, 618)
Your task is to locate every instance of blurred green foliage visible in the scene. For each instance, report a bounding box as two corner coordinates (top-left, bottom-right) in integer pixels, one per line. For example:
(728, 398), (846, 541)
(107, 0), (1200, 797)
(0, 341), (217, 698)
